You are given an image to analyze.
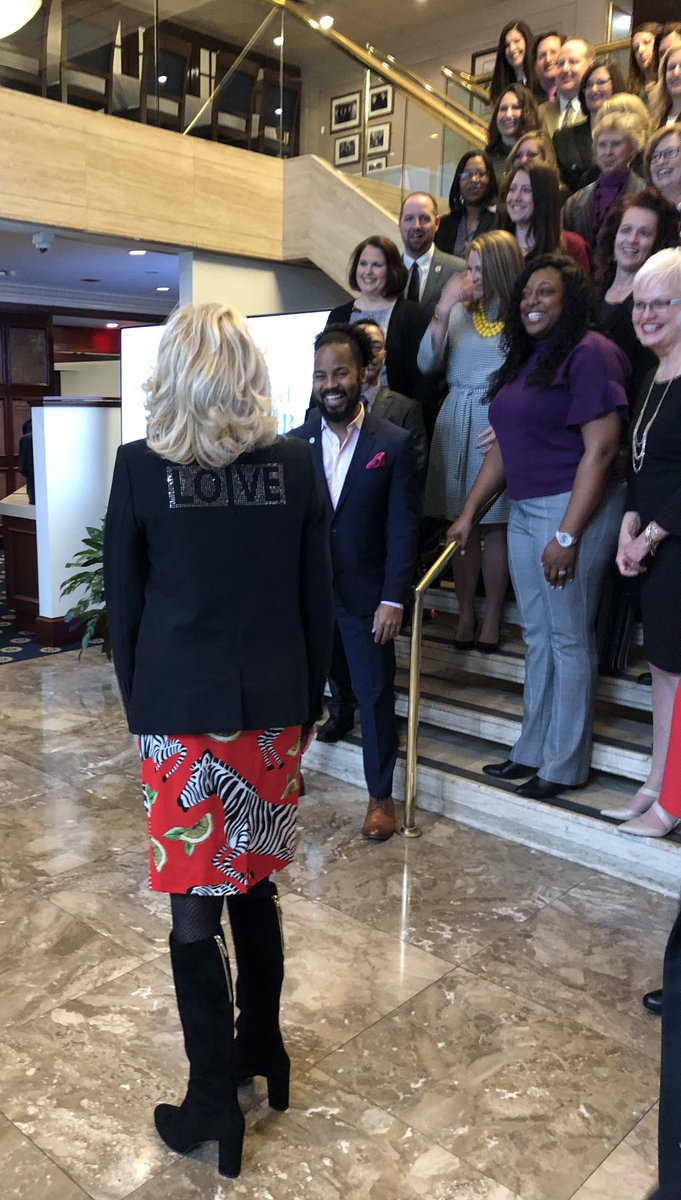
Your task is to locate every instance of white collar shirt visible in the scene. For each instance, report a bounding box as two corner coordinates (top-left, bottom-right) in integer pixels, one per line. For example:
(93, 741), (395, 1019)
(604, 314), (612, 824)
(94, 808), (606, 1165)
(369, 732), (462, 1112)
(402, 243), (434, 301)
(320, 403), (365, 509)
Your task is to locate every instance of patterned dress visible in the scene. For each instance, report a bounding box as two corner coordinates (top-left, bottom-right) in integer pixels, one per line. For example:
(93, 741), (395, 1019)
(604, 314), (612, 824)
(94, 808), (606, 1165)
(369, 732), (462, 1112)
(139, 727), (302, 896)
(420, 303), (509, 524)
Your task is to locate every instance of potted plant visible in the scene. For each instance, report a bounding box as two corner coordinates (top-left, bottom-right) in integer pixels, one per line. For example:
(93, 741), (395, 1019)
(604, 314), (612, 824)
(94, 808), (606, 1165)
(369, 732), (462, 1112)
(60, 519), (110, 657)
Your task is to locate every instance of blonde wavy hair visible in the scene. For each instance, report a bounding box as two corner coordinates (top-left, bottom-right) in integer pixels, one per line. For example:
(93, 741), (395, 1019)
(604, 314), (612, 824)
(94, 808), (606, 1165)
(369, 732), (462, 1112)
(145, 303), (277, 469)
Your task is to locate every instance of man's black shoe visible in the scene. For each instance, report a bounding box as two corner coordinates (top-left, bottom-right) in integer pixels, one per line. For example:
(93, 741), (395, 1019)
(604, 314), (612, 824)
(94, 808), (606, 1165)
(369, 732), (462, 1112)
(316, 717), (354, 744)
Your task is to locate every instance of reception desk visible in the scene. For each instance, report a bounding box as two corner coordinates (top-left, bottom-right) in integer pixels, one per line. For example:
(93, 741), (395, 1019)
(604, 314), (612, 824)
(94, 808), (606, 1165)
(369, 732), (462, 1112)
(0, 487), (38, 629)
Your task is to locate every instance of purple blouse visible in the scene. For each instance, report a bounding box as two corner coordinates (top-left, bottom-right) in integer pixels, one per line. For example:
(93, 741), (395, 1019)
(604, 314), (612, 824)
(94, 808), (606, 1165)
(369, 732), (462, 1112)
(489, 331), (629, 501)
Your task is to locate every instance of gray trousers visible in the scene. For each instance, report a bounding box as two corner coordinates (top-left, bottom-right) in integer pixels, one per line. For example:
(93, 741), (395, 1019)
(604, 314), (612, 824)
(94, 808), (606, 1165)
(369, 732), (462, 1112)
(508, 487), (623, 785)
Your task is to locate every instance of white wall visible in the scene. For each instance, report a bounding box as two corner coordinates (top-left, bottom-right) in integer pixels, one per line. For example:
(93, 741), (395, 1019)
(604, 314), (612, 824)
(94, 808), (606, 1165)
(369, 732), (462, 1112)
(56, 359), (121, 398)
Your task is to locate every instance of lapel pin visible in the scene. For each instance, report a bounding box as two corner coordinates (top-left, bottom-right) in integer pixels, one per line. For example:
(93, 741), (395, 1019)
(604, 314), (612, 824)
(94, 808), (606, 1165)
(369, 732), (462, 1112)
(434, 264), (442, 274)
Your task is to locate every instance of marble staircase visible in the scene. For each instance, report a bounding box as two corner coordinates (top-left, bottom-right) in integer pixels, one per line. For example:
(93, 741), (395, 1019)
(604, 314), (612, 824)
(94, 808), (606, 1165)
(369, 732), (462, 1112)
(305, 581), (681, 897)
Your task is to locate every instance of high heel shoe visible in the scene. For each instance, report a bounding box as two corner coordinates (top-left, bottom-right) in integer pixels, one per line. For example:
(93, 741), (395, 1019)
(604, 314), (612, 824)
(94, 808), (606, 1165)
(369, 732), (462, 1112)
(618, 801), (681, 838)
(600, 786), (659, 821)
(155, 934), (244, 1178)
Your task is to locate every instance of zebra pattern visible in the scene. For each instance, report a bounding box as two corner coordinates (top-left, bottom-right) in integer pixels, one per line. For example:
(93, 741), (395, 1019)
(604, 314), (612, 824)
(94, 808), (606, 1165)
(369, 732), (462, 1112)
(257, 727), (285, 770)
(139, 735), (186, 781)
(178, 750), (297, 891)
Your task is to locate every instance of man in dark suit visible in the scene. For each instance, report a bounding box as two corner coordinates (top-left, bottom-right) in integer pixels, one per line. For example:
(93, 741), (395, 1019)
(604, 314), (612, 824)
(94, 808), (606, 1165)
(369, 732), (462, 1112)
(399, 192), (465, 444)
(291, 324), (420, 841)
(353, 317), (427, 483)
(539, 37), (593, 138)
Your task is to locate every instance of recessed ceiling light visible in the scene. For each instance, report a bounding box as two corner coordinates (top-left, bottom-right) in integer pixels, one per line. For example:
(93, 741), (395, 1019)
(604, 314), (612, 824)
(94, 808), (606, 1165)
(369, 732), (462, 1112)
(275, 107), (283, 116)
(158, 74), (168, 84)
(106, 322), (119, 329)
(157, 286), (170, 292)
(273, 35), (284, 46)
(319, 15), (334, 30)
(129, 249), (147, 256)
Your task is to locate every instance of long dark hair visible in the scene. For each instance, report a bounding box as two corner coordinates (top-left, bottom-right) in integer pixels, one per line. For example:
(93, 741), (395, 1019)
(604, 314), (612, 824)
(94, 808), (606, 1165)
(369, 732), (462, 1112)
(501, 160), (562, 258)
(447, 150), (498, 213)
(490, 20), (538, 101)
(593, 187), (681, 286)
(488, 254), (594, 397)
(627, 23), (661, 95)
(487, 84), (539, 154)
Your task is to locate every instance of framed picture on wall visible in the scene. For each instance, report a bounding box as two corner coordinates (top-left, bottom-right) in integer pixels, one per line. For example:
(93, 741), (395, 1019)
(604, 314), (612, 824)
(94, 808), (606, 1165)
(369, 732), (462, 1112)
(330, 91), (361, 132)
(366, 156), (388, 173)
(369, 83), (393, 117)
(367, 123), (390, 155)
(471, 48), (496, 76)
(334, 132), (361, 166)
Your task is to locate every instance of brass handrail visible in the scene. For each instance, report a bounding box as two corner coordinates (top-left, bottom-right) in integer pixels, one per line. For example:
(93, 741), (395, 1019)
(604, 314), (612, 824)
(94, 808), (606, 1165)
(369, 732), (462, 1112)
(400, 490), (505, 839)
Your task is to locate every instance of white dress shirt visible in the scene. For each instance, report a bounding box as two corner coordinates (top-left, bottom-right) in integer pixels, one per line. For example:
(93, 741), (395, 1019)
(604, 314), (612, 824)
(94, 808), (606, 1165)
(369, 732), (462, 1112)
(402, 244), (434, 302)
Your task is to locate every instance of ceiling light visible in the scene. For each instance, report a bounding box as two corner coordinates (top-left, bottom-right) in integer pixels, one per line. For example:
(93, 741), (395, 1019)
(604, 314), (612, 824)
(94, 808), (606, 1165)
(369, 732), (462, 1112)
(275, 107), (282, 115)
(273, 35), (284, 46)
(106, 322), (119, 329)
(158, 74), (168, 84)
(0, 1), (41, 40)
(319, 15), (334, 31)
(129, 249), (147, 256)
(156, 286), (170, 292)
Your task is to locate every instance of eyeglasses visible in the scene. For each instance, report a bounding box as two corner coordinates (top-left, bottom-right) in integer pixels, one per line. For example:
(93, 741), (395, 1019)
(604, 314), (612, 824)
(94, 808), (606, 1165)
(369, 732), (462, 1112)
(649, 146), (680, 165)
(632, 298), (681, 313)
(460, 170), (489, 181)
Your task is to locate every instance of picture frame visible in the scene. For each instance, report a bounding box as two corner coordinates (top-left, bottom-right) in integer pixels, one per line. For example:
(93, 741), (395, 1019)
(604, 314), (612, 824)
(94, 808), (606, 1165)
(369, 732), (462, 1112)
(367, 123), (390, 155)
(471, 47), (496, 77)
(369, 83), (394, 117)
(334, 132), (361, 166)
(366, 156), (388, 173)
(330, 91), (361, 132)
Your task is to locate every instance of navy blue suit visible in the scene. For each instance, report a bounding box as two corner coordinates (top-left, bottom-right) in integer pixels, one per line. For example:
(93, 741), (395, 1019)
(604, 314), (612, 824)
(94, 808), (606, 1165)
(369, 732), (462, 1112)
(290, 411), (420, 799)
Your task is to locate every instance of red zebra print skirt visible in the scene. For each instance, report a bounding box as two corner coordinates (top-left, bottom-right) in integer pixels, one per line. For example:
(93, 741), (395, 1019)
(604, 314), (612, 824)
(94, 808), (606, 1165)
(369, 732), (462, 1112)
(138, 727), (302, 895)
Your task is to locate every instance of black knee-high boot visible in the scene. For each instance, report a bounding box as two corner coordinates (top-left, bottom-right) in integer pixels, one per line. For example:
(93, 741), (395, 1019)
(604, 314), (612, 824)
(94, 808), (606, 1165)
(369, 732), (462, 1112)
(155, 933), (245, 1178)
(226, 880), (290, 1110)
(655, 908), (681, 1200)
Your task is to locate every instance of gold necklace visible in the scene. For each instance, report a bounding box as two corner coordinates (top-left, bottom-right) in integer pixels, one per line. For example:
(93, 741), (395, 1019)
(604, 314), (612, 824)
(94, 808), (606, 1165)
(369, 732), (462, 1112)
(472, 303), (504, 339)
(631, 376), (674, 474)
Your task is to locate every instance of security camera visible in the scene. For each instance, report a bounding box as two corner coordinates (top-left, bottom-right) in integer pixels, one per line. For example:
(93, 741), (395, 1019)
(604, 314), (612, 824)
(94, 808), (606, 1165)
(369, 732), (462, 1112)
(32, 230), (55, 254)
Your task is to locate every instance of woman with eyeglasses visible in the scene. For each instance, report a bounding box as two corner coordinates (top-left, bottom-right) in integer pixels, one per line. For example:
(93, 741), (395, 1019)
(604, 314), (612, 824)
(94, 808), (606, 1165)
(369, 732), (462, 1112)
(486, 84), (540, 188)
(606, 248), (681, 837)
(646, 125), (681, 210)
(435, 151), (498, 257)
(554, 59), (627, 193)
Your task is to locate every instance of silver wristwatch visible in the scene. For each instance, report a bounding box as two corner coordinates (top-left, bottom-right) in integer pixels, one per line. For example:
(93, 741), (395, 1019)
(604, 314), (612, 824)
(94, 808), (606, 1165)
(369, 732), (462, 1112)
(555, 531), (578, 548)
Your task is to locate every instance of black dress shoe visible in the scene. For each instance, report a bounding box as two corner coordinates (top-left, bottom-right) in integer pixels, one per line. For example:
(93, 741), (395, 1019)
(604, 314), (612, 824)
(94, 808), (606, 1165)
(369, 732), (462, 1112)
(482, 758), (537, 780)
(475, 640), (500, 654)
(643, 987), (662, 1016)
(452, 637), (475, 651)
(316, 716), (354, 744)
(516, 775), (564, 799)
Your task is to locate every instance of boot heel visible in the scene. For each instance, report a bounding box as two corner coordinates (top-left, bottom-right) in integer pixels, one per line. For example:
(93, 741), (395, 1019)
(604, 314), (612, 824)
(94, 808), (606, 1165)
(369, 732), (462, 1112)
(217, 1112), (245, 1178)
(267, 1062), (290, 1111)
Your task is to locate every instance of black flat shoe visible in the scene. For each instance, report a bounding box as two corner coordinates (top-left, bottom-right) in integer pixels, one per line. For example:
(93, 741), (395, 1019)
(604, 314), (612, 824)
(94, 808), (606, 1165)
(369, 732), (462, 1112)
(475, 640), (500, 654)
(316, 717), (354, 744)
(482, 759), (537, 780)
(643, 988), (662, 1016)
(452, 638), (475, 651)
(516, 776), (564, 800)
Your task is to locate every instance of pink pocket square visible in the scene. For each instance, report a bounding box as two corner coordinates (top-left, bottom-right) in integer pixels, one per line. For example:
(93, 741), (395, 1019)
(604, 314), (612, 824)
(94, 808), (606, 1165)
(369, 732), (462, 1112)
(366, 451), (387, 470)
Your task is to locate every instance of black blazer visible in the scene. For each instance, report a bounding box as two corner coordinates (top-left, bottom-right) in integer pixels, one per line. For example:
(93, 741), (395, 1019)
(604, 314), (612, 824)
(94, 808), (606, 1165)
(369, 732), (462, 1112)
(434, 207), (497, 256)
(104, 437), (334, 735)
(305, 384), (428, 482)
(553, 121), (593, 193)
(326, 297), (429, 400)
(290, 411), (420, 615)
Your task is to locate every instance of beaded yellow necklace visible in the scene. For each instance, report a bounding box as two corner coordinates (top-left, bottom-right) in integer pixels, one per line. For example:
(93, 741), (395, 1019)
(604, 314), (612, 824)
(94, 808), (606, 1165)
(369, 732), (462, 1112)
(472, 303), (504, 339)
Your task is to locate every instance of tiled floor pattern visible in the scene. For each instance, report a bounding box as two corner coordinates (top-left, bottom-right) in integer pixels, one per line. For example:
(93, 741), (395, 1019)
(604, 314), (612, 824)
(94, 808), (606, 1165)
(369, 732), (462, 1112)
(0, 648), (674, 1200)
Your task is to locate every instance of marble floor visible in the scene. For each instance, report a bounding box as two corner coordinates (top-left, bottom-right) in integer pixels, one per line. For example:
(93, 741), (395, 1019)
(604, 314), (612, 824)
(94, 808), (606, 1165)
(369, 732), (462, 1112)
(0, 648), (675, 1200)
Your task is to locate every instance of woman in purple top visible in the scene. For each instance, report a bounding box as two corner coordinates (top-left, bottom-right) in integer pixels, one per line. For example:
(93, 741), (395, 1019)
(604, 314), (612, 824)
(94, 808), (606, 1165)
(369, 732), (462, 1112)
(449, 254), (628, 799)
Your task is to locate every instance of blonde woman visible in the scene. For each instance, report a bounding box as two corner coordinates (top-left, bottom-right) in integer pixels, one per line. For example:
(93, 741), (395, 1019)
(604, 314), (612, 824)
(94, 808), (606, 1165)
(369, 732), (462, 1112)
(104, 303), (333, 1176)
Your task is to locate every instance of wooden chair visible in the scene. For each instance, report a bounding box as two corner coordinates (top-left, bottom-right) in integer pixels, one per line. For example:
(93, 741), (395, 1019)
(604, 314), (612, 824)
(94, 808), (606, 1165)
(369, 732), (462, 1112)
(0, 0), (52, 97)
(255, 67), (301, 157)
(138, 28), (192, 132)
(208, 49), (259, 147)
(52, 1), (127, 112)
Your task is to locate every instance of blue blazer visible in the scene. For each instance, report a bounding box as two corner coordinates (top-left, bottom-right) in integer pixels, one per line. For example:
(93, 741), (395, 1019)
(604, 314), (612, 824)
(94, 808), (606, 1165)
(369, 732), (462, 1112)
(290, 411), (421, 616)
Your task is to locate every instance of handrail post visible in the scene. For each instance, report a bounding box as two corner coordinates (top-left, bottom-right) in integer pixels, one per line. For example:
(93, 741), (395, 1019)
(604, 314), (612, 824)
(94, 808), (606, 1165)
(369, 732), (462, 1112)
(399, 491), (504, 839)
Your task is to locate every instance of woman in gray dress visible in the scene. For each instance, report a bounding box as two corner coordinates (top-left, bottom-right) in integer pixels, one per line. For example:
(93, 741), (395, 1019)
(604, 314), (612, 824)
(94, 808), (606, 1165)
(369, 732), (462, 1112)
(419, 230), (524, 651)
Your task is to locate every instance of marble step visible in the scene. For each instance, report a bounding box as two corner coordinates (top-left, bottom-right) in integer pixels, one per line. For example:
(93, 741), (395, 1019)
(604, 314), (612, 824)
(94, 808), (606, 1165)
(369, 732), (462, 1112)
(396, 621), (653, 714)
(423, 582), (645, 646)
(392, 666), (651, 783)
(304, 724), (681, 897)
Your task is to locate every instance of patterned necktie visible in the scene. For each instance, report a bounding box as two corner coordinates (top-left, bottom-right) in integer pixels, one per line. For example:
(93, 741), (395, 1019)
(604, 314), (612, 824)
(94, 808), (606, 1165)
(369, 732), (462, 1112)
(406, 261), (420, 303)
